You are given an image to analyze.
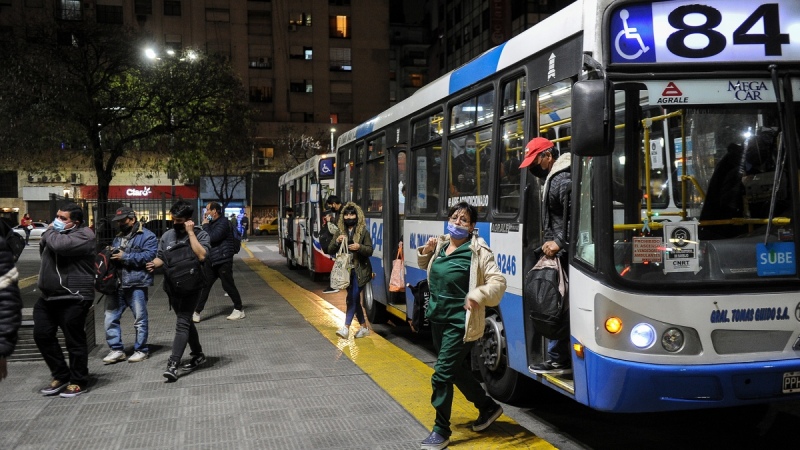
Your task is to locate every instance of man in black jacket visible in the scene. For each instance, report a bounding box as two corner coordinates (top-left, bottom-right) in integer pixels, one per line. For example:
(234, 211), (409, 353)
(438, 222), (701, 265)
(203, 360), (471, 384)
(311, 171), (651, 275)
(0, 221), (22, 381)
(519, 137), (572, 376)
(33, 202), (96, 397)
(193, 202), (244, 322)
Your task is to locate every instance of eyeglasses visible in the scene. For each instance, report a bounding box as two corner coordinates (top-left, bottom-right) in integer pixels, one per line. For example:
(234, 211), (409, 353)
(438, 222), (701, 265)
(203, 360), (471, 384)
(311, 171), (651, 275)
(449, 215), (470, 225)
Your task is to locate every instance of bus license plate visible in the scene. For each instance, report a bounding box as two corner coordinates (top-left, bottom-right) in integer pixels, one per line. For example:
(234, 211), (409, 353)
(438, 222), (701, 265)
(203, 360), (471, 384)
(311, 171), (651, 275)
(783, 372), (800, 393)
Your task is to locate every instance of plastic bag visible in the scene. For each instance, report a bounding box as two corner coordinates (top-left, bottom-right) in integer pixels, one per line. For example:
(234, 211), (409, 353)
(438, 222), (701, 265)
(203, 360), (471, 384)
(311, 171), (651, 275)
(330, 239), (351, 290)
(389, 246), (405, 292)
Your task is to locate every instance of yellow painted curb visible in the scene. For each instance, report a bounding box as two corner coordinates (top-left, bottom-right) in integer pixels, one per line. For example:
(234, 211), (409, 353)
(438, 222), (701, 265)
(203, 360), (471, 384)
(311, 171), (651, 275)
(245, 258), (555, 449)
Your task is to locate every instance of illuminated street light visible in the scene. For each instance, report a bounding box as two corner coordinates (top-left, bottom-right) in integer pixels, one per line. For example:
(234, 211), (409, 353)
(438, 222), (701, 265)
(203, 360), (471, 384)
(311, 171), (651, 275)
(144, 48), (157, 60)
(330, 128), (336, 153)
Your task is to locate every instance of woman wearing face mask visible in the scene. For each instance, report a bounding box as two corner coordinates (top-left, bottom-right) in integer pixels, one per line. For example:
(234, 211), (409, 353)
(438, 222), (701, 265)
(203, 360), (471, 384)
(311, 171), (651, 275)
(416, 201), (506, 450)
(327, 202), (373, 339)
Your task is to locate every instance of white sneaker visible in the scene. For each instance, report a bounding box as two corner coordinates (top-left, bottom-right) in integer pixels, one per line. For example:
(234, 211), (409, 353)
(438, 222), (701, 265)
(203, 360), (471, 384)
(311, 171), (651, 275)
(336, 326), (349, 339)
(355, 327), (370, 338)
(192, 312), (201, 323)
(128, 351), (149, 363)
(102, 350), (126, 364)
(227, 309), (245, 320)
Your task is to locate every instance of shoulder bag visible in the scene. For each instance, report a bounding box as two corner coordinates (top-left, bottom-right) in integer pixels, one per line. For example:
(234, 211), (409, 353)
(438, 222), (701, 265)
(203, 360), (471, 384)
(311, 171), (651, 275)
(330, 239), (351, 290)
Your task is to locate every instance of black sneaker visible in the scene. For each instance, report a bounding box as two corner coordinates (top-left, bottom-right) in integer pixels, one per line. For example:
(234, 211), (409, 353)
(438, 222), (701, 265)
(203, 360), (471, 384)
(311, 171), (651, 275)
(181, 354), (206, 371)
(472, 403), (503, 432)
(163, 360), (179, 382)
(322, 287), (339, 294)
(39, 379), (69, 396)
(529, 360), (572, 375)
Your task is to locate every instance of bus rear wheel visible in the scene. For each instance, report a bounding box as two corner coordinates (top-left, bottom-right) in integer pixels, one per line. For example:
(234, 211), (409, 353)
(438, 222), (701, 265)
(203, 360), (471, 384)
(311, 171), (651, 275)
(475, 312), (524, 404)
(363, 282), (387, 324)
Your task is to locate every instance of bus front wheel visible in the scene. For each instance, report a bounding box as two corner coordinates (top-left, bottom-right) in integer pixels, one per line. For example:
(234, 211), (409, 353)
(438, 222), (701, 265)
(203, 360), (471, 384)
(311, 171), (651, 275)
(475, 312), (524, 404)
(363, 282), (387, 324)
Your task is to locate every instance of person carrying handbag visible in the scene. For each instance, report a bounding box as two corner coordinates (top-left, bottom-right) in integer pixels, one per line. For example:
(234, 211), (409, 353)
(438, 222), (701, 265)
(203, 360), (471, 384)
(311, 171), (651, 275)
(326, 202), (373, 339)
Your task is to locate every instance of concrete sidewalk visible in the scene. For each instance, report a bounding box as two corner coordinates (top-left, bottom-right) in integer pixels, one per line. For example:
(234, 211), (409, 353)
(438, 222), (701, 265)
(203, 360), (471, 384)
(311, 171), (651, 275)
(0, 258), (427, 449)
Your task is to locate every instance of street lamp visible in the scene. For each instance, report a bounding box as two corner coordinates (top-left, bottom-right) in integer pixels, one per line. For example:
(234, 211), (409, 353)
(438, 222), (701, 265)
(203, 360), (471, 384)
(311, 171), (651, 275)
(330, 128), (336, 153)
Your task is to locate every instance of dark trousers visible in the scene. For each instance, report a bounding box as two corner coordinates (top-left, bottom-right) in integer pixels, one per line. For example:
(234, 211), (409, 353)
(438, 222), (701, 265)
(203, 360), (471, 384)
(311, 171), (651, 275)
(169, 290), (203, 364)
(33, 298), (91, 387)
(195, 261), (242, 312)
(430, 321), (495, 439)
(344, 269), (365, 326)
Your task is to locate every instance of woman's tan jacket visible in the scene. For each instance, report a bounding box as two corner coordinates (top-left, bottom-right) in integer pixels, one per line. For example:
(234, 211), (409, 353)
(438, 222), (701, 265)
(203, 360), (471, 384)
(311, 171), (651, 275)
(417, 233), (506, 342)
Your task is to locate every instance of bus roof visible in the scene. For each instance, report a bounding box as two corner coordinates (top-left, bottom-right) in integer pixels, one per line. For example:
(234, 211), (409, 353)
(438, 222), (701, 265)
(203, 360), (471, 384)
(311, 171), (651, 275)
(336, 0), (591, 148)
(278, 153), (335, 186)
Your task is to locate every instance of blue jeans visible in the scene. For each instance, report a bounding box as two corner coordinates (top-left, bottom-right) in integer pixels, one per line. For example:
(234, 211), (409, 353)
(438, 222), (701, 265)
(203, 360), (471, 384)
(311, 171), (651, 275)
(344, 269), (365, 327)
(547, 338), (570, 364)
(105, 288), (149, 353)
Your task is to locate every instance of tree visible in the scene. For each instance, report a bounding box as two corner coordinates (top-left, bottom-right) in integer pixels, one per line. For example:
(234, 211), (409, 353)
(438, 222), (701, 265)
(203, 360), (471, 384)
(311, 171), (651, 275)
(269, 124), (325, 172)
(0, 22), (254, 207)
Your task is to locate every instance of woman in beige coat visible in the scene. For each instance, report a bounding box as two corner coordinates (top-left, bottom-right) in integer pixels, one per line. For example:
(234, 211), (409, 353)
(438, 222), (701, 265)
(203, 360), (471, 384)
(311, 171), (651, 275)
(417, 201), (506, 450)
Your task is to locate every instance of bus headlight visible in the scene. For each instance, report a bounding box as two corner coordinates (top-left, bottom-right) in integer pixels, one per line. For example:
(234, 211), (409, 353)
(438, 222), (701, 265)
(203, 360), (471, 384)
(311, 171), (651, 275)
(661, 328), (684, 352)
(605, 316), (623, 334)
(630, 323), (656, 349)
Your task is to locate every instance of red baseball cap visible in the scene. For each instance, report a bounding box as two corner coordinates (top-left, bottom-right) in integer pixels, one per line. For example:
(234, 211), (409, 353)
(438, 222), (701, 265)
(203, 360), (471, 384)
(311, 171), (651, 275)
(519, 137), (554, 168)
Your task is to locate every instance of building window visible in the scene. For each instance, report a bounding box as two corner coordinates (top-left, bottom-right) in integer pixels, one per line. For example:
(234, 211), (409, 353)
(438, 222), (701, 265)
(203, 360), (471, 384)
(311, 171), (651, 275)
(249, 85), (272, 103)
(249, 56), (272, 69)
(304, 113), (314, 122)
(289, 80), (312, 93)
(165, 34), (182, 54)
(96, 5), (123, 24)
(164, 1), (181, 17)
(330, 47), (351, 71)
(0, 171), (18, 198)
(330, 114), (338, 124)
(329, 15), (350, 38)
(206, 8), (230, 22)
(58, 0), (82, 21)
(134, 0), (152, 15)
(289, 46), (304, 59)
(289, 12), (311, 27)
(329, 0), (350, 5)
(248, 10), (271, 35)
(304, 47), (313, 60)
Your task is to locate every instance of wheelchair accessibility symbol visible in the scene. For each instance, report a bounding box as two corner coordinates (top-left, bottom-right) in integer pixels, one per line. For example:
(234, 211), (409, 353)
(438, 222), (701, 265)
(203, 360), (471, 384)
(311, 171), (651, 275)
(615, 9), (651, 61)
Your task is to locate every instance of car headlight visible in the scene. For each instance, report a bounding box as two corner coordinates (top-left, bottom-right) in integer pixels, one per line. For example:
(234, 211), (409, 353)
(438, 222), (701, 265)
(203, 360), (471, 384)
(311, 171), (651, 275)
(630, 323), (656, 349)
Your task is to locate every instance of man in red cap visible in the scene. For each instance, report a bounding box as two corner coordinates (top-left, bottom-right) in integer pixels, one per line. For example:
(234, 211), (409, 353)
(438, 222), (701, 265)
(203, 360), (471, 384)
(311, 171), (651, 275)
(519, 137), (572, 375)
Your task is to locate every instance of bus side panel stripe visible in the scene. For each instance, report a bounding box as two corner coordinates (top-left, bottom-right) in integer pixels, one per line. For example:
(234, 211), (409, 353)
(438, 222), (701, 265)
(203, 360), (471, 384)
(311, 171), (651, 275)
(449, 43), (507, 94)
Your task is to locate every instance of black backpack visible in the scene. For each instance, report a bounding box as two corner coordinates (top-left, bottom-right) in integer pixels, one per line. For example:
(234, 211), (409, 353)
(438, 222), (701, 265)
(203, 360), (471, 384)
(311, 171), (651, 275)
(94, 246), (120, 295)
(1, 222), (24, 262)
(229, 221), (242, 254)
(162, 240), (205, 294)
(524, 256), (569, 339)
(408, 279), (430, 333)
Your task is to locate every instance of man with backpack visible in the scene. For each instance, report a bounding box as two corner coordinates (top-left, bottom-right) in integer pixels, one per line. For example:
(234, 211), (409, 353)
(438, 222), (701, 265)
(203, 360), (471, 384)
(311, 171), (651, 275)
(146, 200), (210, 381)
(519, 137), (572, 375)
(101, 207), (158, 365)
(193, 201), (245, 322)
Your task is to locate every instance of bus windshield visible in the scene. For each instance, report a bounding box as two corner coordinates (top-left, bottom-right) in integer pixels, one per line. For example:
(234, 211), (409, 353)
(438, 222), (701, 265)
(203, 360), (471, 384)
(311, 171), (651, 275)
(611, 83), (798, 284)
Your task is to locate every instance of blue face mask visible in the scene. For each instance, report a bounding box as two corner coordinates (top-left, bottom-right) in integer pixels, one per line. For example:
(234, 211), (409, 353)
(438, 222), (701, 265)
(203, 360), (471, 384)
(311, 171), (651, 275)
(465, 147), (477, 157)
(206, 215), (213, 222)
(447, 222), (471, 240)
(52, 218), (66, 233)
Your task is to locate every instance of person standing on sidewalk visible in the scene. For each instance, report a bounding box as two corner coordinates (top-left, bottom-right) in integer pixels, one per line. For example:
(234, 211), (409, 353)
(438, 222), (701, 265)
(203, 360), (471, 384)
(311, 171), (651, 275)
(146, 200), (210, 381)
(20, 213), (33, 245)
(417, 202), (506, 449)
(193, 201), (245, 322)
(101, 206), (158, 365)
(322, 195), (344, 294)
(0, 221), (22, 381)
(327, 202), (373, 339)
(240, 212), (249, 242)
(33, 202), (96, 398)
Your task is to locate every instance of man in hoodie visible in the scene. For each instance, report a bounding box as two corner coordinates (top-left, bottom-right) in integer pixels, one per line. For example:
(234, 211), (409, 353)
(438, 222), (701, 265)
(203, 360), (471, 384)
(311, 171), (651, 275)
(519, 137), (572, 375)
(101, 206), (158, 365)
(33, 202), (96, 398)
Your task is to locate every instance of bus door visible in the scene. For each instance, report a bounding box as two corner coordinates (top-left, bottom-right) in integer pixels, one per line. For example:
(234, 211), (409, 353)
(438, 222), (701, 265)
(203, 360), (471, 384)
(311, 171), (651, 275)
(383, 145), (407, 314)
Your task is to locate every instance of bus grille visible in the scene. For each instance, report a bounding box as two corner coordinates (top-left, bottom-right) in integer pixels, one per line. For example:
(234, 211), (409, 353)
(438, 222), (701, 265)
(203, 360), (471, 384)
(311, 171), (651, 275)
(711, 330), (792, 355)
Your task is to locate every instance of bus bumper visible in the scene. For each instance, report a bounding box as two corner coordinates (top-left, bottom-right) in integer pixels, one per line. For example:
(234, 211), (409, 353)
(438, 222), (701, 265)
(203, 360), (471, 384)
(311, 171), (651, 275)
(583, 348), (800, 412)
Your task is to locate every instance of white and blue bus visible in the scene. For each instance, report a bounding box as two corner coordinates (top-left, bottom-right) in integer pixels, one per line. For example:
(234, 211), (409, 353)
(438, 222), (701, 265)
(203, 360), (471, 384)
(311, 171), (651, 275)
(334, 0), (800, 413)
(278, 154), (337, 279)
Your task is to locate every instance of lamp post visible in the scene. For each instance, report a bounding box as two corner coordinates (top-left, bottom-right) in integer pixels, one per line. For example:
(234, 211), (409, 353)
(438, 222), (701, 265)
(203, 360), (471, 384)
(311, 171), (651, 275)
(330, 128), (336, 153)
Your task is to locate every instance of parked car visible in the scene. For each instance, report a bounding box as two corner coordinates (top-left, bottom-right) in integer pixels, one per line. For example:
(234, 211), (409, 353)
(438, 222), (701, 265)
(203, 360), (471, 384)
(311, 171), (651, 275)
(13, 222), (48, 240)
(257, 217), (278, 235)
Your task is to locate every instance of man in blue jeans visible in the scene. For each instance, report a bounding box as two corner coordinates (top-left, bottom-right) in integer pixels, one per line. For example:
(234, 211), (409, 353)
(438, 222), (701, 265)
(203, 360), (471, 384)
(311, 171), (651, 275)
(102, 206), (158, 364)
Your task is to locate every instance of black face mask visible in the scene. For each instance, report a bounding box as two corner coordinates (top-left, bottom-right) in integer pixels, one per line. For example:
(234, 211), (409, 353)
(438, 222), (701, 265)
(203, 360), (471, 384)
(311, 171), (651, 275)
(529, 164), (549, 179)
(344, 218), (357, 227)
(172, 223), (186, 232)
(118, 223), (133, 234)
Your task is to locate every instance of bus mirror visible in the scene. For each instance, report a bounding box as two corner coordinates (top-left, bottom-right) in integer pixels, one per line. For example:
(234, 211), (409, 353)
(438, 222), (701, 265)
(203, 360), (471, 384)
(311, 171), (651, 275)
(309, 184), (319, 203)
(572, 79), (614, 157)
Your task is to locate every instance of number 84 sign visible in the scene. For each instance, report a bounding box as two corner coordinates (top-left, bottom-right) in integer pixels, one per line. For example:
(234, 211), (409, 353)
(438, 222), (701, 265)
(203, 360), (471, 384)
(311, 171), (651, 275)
(610, 0), (800, 64)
